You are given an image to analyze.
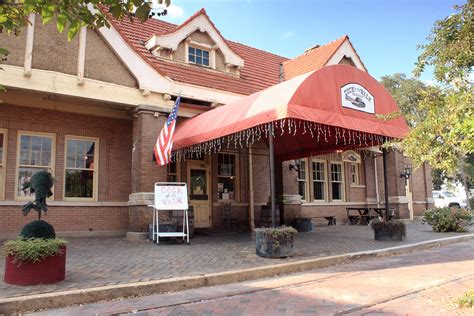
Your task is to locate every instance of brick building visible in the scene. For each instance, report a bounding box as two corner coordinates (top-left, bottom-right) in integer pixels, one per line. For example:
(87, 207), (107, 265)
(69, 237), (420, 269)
(0, 9), (433, 238)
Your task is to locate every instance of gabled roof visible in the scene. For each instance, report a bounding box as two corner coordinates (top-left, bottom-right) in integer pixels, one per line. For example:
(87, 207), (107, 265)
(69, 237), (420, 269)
(108, 9), (288, 95)
(108, 9), (366, 96)
(282, 35), (367, 80)
(145, 9), (244, 68)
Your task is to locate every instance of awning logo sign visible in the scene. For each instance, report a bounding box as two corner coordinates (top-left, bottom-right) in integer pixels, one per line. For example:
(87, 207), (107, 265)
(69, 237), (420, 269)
(341, 83), (375, 114)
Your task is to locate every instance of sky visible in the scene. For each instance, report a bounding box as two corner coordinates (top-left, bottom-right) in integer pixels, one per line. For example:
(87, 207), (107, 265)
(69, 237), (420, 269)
(154, 0), (464, 82)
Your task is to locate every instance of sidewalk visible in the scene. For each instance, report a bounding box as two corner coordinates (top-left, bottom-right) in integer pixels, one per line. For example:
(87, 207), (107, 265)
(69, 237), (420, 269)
(1, 223), (472, 301)
(27, 239), (474, 315)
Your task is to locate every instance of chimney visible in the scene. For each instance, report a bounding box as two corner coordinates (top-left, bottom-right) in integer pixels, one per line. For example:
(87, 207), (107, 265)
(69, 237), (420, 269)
(305, 44), (321, 53)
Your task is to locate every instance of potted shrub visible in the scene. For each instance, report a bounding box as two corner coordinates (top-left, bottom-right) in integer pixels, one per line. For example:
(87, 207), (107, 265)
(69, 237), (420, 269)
(422, 206), (472, 232)
(4, 238), (67, 285)
(370, 218), (406, 241)
(3, 170), (67, 285)
(293, 218), (314, 232)
(255, 226), (297, 258)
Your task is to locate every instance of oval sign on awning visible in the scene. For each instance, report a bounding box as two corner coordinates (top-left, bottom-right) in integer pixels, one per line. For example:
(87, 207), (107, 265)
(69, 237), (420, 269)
(341, 83), (375, 114)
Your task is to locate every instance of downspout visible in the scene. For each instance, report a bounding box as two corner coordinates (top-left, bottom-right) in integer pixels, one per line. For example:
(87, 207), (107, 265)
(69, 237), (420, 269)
(374, 155), (380, 207)
(248, 146), (255, 230)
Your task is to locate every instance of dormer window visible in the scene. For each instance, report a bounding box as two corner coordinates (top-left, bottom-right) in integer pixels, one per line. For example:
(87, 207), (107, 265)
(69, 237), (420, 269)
(188, 47), (210, 67)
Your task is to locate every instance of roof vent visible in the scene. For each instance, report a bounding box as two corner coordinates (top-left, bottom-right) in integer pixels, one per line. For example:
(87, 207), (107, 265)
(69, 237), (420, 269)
(305, 44), (320, 52)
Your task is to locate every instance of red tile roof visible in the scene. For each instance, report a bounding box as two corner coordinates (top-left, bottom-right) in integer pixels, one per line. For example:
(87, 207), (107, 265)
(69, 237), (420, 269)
(109, 10), (288, 96)
(108, 9), (360, 96)
(282, 35), (348, 80)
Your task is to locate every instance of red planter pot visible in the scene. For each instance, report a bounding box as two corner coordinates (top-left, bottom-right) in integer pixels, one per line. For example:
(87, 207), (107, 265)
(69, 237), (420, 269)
(4, 246), (66, 286)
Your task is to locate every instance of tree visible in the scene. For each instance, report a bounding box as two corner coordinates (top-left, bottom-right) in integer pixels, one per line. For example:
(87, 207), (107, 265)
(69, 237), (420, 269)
(402, 2), (473, 209)
(380, 73), (427, 128)
(380, 74), (447, 190)
(0, 0), (170, 40)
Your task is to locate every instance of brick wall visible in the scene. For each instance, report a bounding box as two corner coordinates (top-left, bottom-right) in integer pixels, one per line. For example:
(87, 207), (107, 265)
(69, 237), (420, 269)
(131, 108), (168, 193)
(0, 104), (132, 235)
(0, 205), (128, 237)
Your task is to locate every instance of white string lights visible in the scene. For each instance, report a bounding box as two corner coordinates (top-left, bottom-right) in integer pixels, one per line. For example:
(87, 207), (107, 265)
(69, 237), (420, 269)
(173, 118), (392, 161)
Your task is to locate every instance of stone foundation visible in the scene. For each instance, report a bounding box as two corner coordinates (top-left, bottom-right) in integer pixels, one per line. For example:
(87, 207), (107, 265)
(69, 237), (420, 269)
(128, 192), (173, 232)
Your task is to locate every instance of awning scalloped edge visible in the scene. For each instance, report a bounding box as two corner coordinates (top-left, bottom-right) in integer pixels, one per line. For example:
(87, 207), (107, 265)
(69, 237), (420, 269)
(173, 117), (394, 161)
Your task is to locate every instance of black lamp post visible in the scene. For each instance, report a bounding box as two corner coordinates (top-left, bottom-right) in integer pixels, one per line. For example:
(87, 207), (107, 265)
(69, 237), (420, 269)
(400, 165), (412, 183)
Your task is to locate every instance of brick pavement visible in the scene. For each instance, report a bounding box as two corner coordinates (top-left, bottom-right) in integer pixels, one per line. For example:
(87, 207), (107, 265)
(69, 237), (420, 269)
(30, 239), (474, 315)
(1, 223), (472, 300)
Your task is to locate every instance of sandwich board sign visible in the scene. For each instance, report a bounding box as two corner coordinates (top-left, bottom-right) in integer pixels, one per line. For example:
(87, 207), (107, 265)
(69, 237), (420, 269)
(154, 182), (188, 210)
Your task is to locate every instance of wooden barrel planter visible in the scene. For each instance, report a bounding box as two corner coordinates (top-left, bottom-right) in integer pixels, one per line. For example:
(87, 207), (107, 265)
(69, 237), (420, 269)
(4, 246), (66, 286)
(293, 218), (314, 232)
(371, 220), (406, 242)
(255, 226), (297, 258)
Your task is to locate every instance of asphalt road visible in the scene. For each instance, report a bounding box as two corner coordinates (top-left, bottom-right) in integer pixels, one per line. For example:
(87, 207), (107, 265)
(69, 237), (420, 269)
(29, 240), (474, 316)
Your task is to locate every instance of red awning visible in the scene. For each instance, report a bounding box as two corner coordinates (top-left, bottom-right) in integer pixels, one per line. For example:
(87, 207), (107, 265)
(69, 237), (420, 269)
(173, 65), (409, 160)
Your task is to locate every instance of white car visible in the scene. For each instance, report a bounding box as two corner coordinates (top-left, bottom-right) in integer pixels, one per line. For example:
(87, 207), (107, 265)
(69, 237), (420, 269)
(432, 190), (467, 208)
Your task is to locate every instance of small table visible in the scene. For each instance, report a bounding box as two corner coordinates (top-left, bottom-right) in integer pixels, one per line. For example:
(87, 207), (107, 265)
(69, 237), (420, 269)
(346, 207), (371, 225)
(311, 216), (337, 226)
(370, 207), (395, 220)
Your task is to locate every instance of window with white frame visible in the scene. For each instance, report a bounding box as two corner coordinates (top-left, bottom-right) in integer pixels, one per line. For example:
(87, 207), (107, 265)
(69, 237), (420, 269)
(330, 162), (344, 201)
(0, 129), (6, 199)
(350, 163), (360, 185)
(217, 153), (236, 200)
(312, 160), (327, 201)
(188, 47), (210, 66)
(64, 137), (97, 200)
(297, 159), (308, 201)
(17, 132), (55, 198)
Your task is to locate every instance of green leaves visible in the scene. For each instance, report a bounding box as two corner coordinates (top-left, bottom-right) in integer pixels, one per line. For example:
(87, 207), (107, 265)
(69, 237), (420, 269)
(41, 5), (55, 25)
(414, 3), (473, 86)
(135, 3), (151, 21)
(1, 0), (172, 42)
(422, 207), (472, 232)
(384, 3), (473, 199)
(67, 21), (81, 41)
(0, 48), (9, 56)
(56, 13), (67, 33)
(4, 238), (68, 266)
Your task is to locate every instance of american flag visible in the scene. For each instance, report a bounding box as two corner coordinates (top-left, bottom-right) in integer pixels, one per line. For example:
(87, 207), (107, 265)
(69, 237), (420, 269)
(154, 96), (181, 165)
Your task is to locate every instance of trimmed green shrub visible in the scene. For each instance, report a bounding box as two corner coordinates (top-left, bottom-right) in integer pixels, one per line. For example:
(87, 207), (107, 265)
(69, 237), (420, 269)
(20, 220), (56, 239)
(422, 207), (472, 232)
(4, 238), (67, 266)
(456, 290), (474, 308)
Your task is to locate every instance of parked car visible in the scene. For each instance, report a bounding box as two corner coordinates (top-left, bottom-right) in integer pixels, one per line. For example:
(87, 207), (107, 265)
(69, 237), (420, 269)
(432, 190), (467, 208)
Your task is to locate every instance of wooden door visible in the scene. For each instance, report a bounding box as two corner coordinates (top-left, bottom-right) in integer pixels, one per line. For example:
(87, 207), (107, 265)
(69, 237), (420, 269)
(188, 161), (211, 228)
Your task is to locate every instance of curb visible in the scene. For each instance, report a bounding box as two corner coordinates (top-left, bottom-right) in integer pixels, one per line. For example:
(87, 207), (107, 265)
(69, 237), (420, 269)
(1, 234), (473, 314)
